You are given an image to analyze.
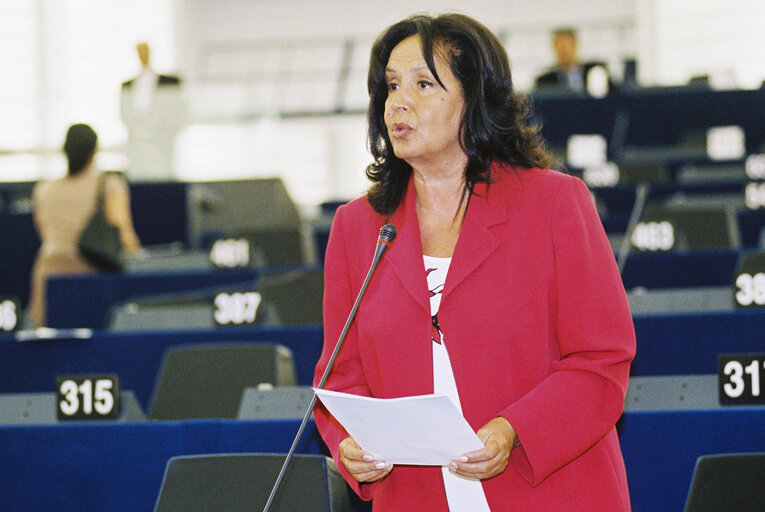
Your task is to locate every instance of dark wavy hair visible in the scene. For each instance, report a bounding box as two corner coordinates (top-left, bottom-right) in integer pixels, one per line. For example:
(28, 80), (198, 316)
(365, 13), (552, 215)
(63, 123), (98, 176)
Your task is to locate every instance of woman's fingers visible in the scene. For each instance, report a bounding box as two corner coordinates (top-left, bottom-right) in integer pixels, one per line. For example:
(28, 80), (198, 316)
(339, 437), (393, 482)
(349, 463), (394, 483)
(448, 417), (516, 480)
(449, 435), (508, 479)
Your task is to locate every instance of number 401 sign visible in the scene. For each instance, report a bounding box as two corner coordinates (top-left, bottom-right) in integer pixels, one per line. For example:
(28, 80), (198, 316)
(718, 354), (765, 406)
(56, 374), (121, 420)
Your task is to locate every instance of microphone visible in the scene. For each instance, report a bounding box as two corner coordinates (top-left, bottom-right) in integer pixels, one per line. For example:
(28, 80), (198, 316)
(262, 223), (397, 512)
(370, 223), (397, 275)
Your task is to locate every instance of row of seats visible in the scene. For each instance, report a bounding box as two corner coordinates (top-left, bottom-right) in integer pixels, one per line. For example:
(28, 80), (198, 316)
(4, 193), (764, 512)
(542, 89), (765, 510)
(0, 342), (299, 423)
(31, 248), (750, 330)
(2, 155), (763, 320)
(109, 266), (324, 331)
(609, 149), (765, 508)
(157, 451), (765, 512)
(2, 303), (764, 511)
(5, 309), (761, 417)
(2, 169), (762, 329)
(3, 87), (765, 510)
(0, 177), (323, 311)
(3, 402), (761, 512)
(38, 264), (323, 330)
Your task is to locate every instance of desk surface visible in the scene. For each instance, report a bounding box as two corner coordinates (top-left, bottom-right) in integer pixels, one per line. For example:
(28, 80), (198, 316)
(1, 408), (763, 512)
(0, 326), (324, 411)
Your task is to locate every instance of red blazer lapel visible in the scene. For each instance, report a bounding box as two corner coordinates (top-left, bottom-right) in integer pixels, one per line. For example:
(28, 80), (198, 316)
(384, 167), (518, 307)
(443, 171), (511, 300)
(385, 177), (430, 315)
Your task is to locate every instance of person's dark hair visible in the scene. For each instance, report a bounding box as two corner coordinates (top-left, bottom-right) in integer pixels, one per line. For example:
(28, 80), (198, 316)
(63, 123), (98, 176)
(365, 13), (552, 216)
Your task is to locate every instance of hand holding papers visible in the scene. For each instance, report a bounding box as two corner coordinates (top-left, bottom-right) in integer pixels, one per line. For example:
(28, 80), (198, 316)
(313, 388), (484, 466)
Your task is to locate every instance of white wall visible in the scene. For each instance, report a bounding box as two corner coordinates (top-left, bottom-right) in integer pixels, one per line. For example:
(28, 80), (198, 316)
(173, 0), (638, 206)
(177, 0), (637, 91)
(636, 0), (765, 88)
(178, 0), (635, 41)
(5, 0), (765, 209)
(174, 114), (370, 206)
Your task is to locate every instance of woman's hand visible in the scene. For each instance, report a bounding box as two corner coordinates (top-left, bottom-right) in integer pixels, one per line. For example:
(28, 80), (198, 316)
(339, 437), (393, 483)
(448, 417), (517, 480)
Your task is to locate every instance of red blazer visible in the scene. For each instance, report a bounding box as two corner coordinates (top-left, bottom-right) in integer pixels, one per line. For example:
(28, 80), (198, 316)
(314, 164), (635, 511)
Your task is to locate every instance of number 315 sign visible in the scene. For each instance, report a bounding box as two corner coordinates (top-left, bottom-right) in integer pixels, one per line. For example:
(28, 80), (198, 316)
(56, 374), (121, 420)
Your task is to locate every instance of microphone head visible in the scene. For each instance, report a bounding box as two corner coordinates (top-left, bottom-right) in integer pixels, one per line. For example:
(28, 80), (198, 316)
(378, 224), (397, 244)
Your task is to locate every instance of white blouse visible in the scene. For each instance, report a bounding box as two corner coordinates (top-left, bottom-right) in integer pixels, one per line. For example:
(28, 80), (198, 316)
(424, 255), (491, 511)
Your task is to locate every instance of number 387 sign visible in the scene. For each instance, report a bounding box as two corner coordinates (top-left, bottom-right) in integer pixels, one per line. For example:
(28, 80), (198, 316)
(56, 374), (120, 420)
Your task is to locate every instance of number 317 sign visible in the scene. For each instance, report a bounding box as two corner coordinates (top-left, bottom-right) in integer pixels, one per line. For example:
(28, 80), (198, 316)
(718, 354), (765, 406)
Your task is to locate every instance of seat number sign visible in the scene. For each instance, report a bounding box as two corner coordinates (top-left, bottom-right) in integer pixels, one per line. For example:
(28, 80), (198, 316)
(56, 374), (120, 420)
(733, 252), (765, 309)
(0, 298), (20, 332)
(213, 291), (262, 326)
(209, 238), (251, 268)
(630, 221), (675, 251)
(734, 272), (765, 307)
(718, 354), (765, 405)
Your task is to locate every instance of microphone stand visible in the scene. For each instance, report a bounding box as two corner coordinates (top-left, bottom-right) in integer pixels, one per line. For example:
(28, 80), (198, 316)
(617, 182), (649, 275)
(262, 224), (396, 512)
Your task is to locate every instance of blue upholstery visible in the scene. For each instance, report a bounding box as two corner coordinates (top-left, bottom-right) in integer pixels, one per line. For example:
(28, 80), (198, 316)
(620, 408), (765, 512)
(2, 309), (765, 411)
(0, 182), (187, 310)
(1, 409), (763, 512)
(0, 212), (39, 307)
(42, 249), (745, 330)
(46, 268), (262, 329)
(0, 419), (326, 512)
(0, 327), (323, 411)
(532, 87), (765, 152)
(621, 249), (740, 290)
(630, 309), (765, 375)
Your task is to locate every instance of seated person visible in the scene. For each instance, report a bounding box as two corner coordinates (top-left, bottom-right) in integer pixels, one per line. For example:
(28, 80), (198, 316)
(534, 28), (611, 96)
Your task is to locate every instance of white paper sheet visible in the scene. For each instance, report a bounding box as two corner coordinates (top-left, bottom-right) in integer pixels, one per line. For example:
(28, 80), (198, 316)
(313, 388), (484, 466)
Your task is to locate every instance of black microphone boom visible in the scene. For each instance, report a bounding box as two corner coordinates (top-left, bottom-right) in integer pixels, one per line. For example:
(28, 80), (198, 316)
(262, 223), (397, 512)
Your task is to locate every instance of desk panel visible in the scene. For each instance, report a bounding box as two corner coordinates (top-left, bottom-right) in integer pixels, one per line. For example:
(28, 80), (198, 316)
(0, 326), (323, 411)
(631, 309), (765, 375)
(620, 408), (765, 512)
(46, 268), (262, 329)
(3, 310), (765, 407)
(533, 87), (765, 153)
(1, 408), (763, 512)
(0, 419), (325, 512)
(621, 249), (739, 289)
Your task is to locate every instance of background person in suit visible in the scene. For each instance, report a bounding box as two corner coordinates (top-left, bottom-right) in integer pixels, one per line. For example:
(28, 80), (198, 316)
(534, 28), (611, 96)
(120, 42), (185, 181)
(314, 13), (635, 511)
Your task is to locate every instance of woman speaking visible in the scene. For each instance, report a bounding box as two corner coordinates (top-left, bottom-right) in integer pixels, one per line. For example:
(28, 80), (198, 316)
(314, 13), (635, 511)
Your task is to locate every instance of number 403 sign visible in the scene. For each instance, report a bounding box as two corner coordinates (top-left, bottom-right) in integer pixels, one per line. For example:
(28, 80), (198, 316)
(56, 374), (121, 420)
